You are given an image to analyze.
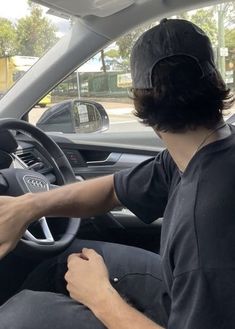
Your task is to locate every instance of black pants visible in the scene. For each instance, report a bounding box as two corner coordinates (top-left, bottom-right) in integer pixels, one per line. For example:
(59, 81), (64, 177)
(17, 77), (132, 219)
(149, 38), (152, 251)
(0, 240), (169, 329)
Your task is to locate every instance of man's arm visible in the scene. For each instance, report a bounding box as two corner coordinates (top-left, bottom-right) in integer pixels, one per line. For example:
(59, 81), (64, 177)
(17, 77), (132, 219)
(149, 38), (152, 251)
(0, 175), (120, 258)
(93, 288), (164, 329)
(31, 174), (119, 219)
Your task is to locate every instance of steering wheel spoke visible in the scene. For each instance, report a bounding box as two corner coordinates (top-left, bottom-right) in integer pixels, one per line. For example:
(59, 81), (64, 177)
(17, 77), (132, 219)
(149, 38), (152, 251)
(24, 217), (55, 245)
(49, 183), (59, 190)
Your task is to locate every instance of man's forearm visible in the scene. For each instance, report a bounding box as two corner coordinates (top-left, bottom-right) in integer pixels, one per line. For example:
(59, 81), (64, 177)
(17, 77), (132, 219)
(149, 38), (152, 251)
(24, 175), (119, 224)
(90, 285), (164, 329)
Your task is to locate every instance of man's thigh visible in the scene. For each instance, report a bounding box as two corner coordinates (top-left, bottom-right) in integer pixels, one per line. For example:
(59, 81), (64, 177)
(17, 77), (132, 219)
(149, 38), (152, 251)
(0, 290), (105, 329)
(24, 240), (168, 324)
(17, 240), (168, 327)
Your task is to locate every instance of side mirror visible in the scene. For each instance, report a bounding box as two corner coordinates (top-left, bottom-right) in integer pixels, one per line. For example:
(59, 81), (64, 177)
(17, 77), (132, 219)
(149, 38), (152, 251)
(36, 100), (109, 134)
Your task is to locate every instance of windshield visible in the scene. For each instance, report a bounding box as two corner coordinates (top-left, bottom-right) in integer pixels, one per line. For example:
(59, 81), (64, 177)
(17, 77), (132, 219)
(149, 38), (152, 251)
(0, 0), (70, 98)
(30, 2), (235, 134)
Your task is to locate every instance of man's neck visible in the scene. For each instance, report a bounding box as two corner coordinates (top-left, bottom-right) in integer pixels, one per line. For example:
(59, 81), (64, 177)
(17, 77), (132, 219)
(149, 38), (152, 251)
(155, 123), (230, 172)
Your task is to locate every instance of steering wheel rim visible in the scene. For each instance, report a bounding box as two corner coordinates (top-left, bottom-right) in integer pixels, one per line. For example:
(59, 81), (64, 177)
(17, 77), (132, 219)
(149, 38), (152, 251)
(0, 118), (80, 258)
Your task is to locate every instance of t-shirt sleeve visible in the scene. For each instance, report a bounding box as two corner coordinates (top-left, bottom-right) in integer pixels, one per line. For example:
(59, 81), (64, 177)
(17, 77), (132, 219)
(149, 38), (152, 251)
(114, 150), (173, 223)
(168, 268), (235, 329)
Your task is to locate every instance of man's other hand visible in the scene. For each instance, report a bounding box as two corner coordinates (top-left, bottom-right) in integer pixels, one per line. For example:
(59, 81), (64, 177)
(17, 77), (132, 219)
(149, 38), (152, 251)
(65, 248), (112, 309)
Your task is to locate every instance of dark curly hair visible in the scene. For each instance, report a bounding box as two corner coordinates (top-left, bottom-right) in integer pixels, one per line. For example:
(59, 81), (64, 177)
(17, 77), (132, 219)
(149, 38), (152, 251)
(132, 56), (234, 133)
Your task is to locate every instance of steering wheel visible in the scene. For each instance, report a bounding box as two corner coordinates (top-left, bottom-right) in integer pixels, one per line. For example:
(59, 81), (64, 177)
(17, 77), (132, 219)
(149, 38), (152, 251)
(0, 118), (80, 258)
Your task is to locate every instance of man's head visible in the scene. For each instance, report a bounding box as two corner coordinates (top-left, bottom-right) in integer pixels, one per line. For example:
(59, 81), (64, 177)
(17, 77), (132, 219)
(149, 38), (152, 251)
(131, 19), (234, 132)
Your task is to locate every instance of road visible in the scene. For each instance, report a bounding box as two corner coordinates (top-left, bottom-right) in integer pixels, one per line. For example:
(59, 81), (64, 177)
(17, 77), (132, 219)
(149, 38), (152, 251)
(109, 121), (152, 133)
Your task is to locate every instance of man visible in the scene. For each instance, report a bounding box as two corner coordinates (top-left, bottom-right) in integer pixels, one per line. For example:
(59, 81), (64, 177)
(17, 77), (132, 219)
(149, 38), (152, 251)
(0, 18), (234, 329)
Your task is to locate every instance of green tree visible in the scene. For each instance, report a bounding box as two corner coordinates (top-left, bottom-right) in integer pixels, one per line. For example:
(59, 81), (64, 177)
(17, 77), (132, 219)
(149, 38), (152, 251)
(225, 27), (235, 78)
(100, 49), (107, 73)
(189, 9), (217, 44)
(225, 28), (235, 50)
(116, 8), (218, 63)
(222, 2), (235, 27)
(0, 18), (17, 57)
(176, 9), (217, 44)
(175, 12), (190, 20)
(103, 48), (129, 71)
(104, 49), (120, 59)
(215, 2), (235, 79)
(16, 4), (58, 57)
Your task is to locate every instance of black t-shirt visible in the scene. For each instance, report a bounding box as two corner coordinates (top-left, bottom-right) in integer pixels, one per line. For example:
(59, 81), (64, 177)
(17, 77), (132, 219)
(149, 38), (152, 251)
(114, 125), (235, 329)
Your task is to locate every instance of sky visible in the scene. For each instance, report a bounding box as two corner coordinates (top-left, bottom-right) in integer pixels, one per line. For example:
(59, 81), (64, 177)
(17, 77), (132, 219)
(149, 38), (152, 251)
(1, 0), (36, 20)
(0, 0), (70, 35)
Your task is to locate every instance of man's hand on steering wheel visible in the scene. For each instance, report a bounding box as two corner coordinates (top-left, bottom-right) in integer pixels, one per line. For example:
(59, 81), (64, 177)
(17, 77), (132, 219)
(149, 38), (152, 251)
(0, 194), (37, 258)
(0, 119), (120, 260)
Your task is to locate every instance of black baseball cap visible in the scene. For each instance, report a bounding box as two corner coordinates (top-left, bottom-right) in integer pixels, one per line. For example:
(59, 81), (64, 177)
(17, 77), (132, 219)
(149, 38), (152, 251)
(130, 18), (216, 89)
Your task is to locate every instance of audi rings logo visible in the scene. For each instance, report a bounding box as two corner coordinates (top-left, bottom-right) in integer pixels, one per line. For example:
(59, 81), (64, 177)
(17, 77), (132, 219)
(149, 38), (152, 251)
(23, 176), (48, 191)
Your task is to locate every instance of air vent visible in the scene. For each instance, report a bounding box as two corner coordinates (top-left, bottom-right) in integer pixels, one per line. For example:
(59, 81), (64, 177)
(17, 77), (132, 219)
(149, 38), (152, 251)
(17, 151), (44, 170)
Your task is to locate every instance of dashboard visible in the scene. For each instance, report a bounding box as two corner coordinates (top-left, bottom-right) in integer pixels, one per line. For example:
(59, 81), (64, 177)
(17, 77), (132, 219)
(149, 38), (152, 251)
(0, 131), (154, 219)
(0, 132), (154, 184)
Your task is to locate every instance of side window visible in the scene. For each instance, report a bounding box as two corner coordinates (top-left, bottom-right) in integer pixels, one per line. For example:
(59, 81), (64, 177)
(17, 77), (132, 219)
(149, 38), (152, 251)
(29, 1), (235, 134)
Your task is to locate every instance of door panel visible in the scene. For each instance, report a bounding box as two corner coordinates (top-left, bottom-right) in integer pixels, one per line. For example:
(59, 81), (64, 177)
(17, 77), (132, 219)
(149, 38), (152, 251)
(51, 132), (164, 252)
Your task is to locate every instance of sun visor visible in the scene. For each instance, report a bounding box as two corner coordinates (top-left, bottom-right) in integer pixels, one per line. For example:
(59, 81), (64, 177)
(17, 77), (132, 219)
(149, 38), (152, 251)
(32, 0), (136, 18)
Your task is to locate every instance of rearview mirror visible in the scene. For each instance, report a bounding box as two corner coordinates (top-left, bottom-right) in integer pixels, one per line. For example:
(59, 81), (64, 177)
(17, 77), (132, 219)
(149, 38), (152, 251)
(36, 99), (109, 134)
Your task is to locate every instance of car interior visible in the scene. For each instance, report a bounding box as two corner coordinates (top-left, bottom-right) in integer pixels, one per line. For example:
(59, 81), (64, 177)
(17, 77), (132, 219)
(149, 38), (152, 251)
(0, 0), (234, 305)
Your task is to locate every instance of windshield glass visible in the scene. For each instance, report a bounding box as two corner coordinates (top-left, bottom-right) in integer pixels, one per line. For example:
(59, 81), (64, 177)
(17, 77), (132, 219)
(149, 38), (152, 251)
(29, 1), (235, 134)
(0, 0), (70, 98)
